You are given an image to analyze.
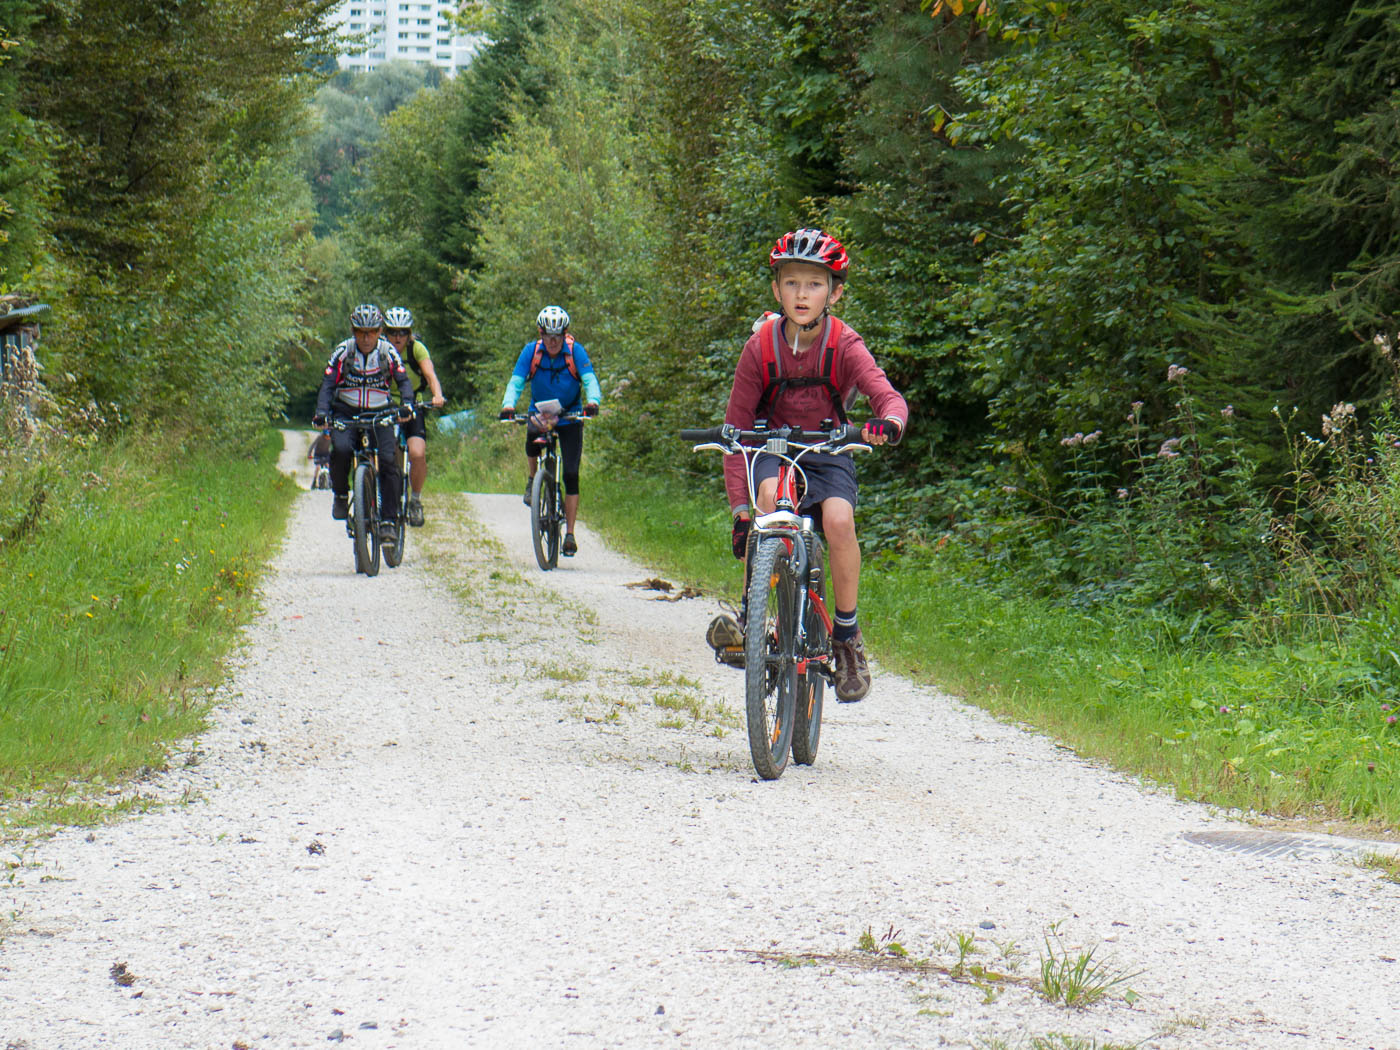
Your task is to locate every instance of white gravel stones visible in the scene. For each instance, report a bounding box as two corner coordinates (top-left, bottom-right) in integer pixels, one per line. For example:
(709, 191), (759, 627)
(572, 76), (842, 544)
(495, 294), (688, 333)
(2, 434), (1398, 1048)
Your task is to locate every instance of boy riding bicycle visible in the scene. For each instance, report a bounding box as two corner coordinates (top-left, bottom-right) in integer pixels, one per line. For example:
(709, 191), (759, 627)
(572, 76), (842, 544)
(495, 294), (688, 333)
(707, 229), (907, 702)
(312, 303), (417, 543)
(497, 305), (602, 558)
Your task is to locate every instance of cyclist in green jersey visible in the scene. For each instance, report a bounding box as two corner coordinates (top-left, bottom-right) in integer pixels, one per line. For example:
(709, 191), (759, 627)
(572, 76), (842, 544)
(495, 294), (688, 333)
(382, 306), (446, 527)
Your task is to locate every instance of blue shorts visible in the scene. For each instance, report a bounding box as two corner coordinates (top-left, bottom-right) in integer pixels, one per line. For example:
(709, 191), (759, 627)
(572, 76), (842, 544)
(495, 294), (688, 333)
(753, 450), (858, 511)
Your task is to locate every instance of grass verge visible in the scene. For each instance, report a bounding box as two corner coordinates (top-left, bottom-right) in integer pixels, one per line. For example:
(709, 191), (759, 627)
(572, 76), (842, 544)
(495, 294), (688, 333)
(0, 430), (296, 807)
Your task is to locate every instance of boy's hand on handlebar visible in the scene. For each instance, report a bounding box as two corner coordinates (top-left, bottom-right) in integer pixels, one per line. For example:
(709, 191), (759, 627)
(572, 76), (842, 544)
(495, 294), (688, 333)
(584, 402), (599, 417)
(730, 516), (751, 560)
(862, 418), (903, 446)
(498, 407), (515, 421)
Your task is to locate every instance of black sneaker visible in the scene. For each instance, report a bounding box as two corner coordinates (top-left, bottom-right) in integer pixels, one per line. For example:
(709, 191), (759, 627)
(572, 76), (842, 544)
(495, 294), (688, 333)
(523, 478), (533, 506)
(562, 533), (577, 557)
(331, 495), (348, 520)
(379, 521), (397, 544)
(408, 494), (425, 527)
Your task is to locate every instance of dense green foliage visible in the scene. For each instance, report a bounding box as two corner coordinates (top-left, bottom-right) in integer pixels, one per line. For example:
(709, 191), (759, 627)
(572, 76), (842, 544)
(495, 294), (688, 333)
(3, 0), (339, 449)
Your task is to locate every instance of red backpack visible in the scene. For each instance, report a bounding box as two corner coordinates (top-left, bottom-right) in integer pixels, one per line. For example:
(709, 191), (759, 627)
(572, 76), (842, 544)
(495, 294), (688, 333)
(755, 313), (850, 424)
(527, 333), (580, 381)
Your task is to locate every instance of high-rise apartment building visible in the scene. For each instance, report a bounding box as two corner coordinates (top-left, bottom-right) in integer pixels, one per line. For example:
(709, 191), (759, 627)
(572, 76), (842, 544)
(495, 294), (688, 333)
(333, 1), (479, 76)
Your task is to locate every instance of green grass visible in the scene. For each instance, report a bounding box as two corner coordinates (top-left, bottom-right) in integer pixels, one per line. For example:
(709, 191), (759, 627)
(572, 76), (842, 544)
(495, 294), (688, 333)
(0, 430), (295, 803)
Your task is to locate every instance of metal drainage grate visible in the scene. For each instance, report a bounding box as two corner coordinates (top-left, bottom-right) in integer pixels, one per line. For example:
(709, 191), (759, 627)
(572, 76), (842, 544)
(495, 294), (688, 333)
(1182, 828), (1383, 860)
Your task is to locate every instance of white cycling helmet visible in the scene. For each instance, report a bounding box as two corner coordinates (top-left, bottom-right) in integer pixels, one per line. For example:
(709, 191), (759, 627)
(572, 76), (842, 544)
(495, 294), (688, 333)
(536, 305), (570, 334)
(349, 303), (383, 330)
(383, 306), (413, 330)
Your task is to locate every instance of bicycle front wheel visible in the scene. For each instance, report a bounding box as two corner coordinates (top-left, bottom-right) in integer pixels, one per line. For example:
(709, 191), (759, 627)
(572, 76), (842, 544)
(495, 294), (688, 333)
(745, 536), (798, 780)
(792, 536), (826, 767)
(354, 463), (380, 577)
(530, 465), (559, 571)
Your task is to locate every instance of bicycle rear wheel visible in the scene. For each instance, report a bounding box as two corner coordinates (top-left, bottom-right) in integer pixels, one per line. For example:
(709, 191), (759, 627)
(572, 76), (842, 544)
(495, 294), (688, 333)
(354, 462), (380, 577)
(530, 465), (559, 571)
(792, 536), (826, 766)
(745, 536), (798, 780)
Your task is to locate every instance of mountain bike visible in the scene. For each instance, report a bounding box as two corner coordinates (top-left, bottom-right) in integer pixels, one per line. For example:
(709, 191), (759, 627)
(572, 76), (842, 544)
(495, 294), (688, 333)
(311, 460), (331, 490)
(682, 422), (870, 780)
(332, 406), (411, 577)
(505, 405), (586, 571)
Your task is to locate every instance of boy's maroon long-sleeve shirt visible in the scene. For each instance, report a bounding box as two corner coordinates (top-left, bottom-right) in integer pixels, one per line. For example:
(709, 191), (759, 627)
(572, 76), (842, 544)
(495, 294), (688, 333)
(722, 317), (908, 513)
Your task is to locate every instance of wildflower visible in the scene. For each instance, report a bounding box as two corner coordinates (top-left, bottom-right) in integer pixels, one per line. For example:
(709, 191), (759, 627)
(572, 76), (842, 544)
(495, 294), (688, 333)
(1390, 715), (1398, 726)
(1116, 488), (1129, 499)
(1001, 485), (1016, 494)
(1167, 364), (1189, 382)
(1220, 405), (1234, 419)
(1060, 432), (1084, 447)
(1383, 704), (1392, 712)
(1083, 430), (1102, 446)
(1158, 437), (1182, 459)
(1219, 705), (1229, 714)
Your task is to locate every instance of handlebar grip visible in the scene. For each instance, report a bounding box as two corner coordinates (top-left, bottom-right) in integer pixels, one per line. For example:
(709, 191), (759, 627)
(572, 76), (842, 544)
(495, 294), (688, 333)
(680, 427), (724, 442)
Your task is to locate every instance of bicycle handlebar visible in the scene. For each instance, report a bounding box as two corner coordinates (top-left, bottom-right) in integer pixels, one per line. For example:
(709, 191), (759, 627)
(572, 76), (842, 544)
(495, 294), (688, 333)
(680, 422), (868, 450)
(504, 412), (589, 425)
(330, 406), (414, 429)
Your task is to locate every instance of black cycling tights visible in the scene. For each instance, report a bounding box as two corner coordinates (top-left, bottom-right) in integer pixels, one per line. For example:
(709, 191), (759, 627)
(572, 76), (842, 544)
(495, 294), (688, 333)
(525, 421), (583, 495)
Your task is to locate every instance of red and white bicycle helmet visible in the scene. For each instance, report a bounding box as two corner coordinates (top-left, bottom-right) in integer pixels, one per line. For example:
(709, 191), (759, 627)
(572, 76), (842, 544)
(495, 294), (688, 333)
(768, 228), (849, 281)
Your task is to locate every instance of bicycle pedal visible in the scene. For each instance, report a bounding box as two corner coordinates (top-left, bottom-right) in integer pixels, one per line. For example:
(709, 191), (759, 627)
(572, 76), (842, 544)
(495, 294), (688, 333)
(715, 647), (745, 669)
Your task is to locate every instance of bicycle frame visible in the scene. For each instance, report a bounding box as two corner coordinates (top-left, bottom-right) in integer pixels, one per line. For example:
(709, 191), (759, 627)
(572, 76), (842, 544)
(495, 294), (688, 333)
(689, 423), (867, 655)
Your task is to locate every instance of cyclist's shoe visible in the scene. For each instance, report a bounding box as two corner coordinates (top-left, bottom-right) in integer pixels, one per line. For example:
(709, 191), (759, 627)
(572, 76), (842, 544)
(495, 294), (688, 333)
(831, 631), (872, 702)
(706, 613), (745, 669)
(408, 494), (425, 527)
(379, 521), (397, 544)
(331, 495), (348, 521)
(523, 478), (533, 506)
(562, 533), (578, 557)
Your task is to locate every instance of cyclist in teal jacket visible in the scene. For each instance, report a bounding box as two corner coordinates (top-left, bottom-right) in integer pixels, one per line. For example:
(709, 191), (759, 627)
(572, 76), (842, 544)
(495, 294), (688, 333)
(497, 306), (601, 557)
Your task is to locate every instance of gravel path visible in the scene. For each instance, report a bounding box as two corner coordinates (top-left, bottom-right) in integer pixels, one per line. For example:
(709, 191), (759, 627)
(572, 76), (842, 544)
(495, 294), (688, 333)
(2, 431), (1398, 1049)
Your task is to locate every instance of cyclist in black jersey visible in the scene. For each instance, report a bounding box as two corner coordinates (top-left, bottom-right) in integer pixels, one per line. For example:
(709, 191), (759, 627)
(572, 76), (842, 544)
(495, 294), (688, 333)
(312, 304), (416, 542)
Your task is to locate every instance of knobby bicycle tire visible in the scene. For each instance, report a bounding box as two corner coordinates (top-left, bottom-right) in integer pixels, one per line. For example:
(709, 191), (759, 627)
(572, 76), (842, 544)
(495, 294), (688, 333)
(353, 462), (380, 577)
(791, 535), (826, 767)
(384, 443), (408, 568)
(745, 536), (798, 780)
(530, 457), (560, 571)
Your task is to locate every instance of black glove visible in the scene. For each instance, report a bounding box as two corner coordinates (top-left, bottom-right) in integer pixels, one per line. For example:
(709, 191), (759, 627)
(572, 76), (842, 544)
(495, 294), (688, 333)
(398, 404), (415, 423)
(584, 403), (599, 417)
(731, 516), (751, 560)
(312, 415), (327, 428)
(864, 417), (903, 444)
(498, 407), (515, 421)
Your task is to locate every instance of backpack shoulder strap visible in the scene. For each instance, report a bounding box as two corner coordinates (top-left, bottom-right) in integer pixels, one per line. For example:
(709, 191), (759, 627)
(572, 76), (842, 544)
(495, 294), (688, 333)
(526, 339), (545, 379)
(563, 333), (579, 380)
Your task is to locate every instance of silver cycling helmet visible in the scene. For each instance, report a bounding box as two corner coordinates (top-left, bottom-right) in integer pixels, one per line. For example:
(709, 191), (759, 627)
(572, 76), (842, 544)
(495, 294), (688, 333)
(349, 303), (383, 330)
(383, 306), (413, 330)
(536, 305), (570, 335)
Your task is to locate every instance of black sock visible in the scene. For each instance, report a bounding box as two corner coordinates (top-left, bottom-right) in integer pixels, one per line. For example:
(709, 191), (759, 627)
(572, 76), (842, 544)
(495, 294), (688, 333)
(833, 607), (858, 642)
